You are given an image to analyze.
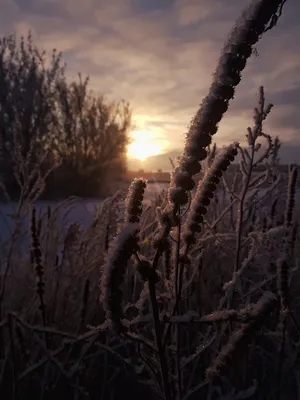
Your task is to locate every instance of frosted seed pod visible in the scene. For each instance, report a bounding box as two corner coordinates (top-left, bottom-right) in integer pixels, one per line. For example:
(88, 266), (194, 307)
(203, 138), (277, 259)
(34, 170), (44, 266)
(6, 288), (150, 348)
(174, 171), (195, 191)
(186, 146), (208, 161)
(181, 157), (201, 175)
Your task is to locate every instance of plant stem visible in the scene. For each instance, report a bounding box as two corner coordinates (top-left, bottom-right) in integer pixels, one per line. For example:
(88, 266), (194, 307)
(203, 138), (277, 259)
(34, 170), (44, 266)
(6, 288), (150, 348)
(148, 278), (171, 400)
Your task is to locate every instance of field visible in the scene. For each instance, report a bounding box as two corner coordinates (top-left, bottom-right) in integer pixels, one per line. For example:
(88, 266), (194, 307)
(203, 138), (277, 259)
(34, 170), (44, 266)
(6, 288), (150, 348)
(0, 168), (299, 399)
(0, 1), (299, 399)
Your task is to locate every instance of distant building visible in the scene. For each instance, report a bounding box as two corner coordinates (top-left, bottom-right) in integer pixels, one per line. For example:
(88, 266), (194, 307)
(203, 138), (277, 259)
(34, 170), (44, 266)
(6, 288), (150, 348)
(124, 163), (299, 186)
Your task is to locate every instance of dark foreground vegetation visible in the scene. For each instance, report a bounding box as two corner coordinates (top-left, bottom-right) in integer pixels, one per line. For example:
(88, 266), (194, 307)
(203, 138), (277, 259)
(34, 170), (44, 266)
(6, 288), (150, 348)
(1, 1), (300, 399)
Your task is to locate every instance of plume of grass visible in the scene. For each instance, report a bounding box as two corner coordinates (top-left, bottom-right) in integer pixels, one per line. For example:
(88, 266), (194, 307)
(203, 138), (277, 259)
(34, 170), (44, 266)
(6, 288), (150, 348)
(182, 143), (239, 251)
(169, 0), (287, 209)
(30, 205), (46, 329)
(100, 223), (139, 334)
(124, 178), (147, 224)
(284, 166), (298, 227)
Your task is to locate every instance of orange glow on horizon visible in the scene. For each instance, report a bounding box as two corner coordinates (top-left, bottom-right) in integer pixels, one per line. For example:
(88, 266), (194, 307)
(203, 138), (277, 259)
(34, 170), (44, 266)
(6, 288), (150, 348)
(127, 130), (169, 161)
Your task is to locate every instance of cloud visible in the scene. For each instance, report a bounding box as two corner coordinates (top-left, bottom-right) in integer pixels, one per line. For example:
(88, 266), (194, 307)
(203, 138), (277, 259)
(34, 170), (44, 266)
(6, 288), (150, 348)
(0, 0), (300, 169)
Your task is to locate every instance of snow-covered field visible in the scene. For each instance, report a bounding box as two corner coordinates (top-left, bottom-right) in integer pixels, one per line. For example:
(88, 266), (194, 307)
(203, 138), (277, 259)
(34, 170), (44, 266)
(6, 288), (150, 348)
(1, 179), (298, 256)
(0, 182), (169, 246)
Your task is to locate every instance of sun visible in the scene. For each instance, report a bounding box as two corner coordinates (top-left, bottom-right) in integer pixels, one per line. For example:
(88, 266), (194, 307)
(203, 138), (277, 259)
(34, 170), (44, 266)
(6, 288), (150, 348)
(127, 130), (169, 161)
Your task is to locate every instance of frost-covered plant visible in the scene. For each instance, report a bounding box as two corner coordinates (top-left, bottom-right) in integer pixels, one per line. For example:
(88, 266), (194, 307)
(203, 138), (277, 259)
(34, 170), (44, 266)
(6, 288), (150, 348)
(98, 2), (296, 400)
(2, 1), (299, 400)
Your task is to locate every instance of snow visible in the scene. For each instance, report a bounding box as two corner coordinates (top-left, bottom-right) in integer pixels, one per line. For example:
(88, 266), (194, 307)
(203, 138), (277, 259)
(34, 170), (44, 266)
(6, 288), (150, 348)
(0, 182), (169, 245)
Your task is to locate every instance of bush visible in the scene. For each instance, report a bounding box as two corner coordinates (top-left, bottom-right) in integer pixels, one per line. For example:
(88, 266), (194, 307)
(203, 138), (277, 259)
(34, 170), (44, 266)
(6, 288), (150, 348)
(0, 33), (131, 200)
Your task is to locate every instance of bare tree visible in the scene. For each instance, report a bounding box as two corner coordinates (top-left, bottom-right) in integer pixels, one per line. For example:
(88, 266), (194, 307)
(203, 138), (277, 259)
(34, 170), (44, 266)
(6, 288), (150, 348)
(0, 32), (131, 199)
(52, 74), (131, 196)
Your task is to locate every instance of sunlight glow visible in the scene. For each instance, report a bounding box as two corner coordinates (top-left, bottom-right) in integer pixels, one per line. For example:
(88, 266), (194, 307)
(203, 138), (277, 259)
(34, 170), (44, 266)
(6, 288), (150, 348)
(127, 130), (169, 161)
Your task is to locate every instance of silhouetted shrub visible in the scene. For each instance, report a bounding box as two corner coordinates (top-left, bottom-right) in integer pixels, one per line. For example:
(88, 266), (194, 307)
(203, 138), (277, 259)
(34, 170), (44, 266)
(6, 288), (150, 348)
(0, 33), (131, 200)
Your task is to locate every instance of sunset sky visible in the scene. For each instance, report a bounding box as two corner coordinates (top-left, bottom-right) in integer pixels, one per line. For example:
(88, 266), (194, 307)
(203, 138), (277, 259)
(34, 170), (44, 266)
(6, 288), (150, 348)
(1, 0), (299, 171)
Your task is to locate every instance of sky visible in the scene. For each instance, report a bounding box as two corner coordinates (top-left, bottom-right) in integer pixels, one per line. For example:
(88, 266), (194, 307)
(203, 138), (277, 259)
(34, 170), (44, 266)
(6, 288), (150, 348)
(0, 0), (299, 171)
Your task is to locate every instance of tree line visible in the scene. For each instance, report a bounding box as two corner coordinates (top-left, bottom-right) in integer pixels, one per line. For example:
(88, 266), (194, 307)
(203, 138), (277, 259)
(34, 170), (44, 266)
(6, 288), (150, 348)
(0, 32), (131, 200)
